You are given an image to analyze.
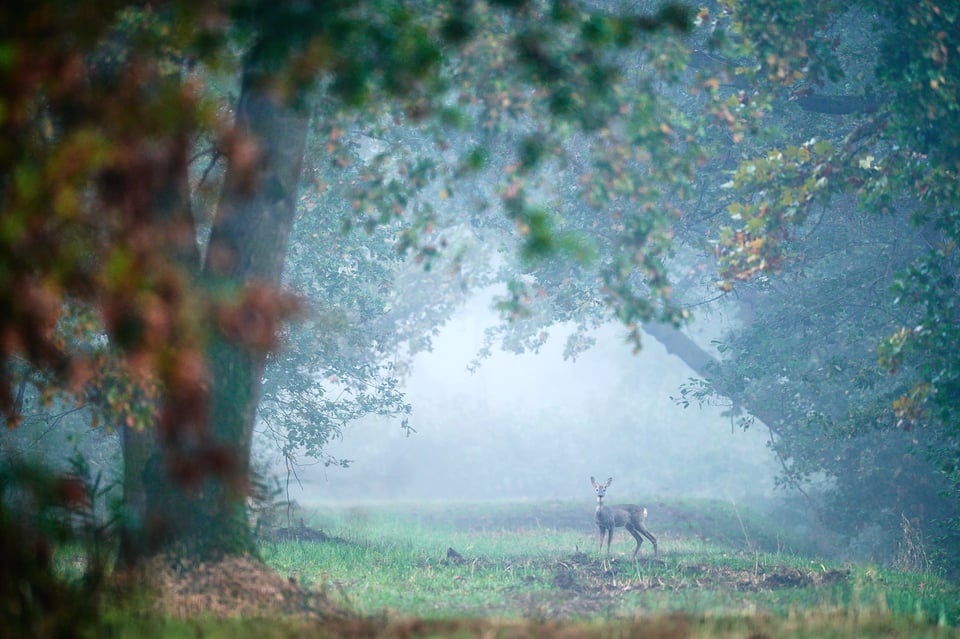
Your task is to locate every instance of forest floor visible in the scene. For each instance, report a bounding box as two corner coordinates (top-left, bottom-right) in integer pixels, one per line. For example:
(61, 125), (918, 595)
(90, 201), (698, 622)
(144, 543), (850, 621)
(103, 499), (959, 638)
(141, 552), (343, 619)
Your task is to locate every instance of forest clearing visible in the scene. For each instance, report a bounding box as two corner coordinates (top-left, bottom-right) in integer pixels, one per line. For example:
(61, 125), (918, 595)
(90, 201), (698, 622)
(74, 499), (959, 637)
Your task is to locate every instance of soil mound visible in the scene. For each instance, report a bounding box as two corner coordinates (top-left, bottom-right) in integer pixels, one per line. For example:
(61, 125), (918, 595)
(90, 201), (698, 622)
(135, 552), (350, 619)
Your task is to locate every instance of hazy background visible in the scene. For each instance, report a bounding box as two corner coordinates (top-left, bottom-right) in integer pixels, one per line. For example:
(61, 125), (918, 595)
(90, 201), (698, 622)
(284, 291), (778, 507)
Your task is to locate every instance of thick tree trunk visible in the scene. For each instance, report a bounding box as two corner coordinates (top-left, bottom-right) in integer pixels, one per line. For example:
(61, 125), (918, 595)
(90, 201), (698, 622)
(119, 112), (202, 566)
(188, 54), (310, 555)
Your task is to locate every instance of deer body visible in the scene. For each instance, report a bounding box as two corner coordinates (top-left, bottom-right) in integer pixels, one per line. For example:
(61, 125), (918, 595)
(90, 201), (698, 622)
(591, 476), (658, 559)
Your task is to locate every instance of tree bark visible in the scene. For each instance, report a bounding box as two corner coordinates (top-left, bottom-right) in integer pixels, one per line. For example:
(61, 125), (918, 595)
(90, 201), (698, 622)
(120, 100), (202, 566)
(187, 52), (310, 555)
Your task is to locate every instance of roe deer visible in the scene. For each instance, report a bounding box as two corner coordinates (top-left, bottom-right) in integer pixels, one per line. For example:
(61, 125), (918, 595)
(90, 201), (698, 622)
(590, 476), (658, 560)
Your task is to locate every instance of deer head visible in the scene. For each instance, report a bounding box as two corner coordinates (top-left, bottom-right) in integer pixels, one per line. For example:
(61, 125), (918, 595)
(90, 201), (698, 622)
(590, 476), (612, 504)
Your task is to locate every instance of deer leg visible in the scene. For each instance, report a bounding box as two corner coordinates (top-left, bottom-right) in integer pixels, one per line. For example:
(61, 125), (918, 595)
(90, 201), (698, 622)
(636, 523), (658, 557)
(625, 524), (644, 559)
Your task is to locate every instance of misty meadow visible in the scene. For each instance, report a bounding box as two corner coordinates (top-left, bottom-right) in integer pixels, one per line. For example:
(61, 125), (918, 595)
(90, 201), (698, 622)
(2, 1), (960, 638)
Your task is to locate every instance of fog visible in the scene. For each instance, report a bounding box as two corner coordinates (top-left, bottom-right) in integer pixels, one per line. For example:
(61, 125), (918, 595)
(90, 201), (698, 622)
(283, 292), (778, 507)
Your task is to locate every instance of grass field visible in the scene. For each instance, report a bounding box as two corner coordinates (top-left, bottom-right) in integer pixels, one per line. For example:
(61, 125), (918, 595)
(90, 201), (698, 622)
(253, 499), (958, 627)
(95, 498), (960, 638)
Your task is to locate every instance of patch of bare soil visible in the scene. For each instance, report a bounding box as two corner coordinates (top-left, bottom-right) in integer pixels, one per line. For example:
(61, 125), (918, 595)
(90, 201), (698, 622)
(133, 552), (352, 619)
(503, 555), (851, 619)
(675, 563), (849, 592)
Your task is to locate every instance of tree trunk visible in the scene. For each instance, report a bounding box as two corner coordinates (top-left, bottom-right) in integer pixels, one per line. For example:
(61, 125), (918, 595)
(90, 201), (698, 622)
(641, 322), (828, 545)
(641, 321), (789, 437)
(119, 424), (151, 564)
(119, 98), (202, 566)
(185, 52), (310, 555)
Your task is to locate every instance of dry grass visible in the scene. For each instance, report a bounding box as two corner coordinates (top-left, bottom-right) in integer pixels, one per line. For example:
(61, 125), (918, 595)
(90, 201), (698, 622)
(120, 553), (349, 620)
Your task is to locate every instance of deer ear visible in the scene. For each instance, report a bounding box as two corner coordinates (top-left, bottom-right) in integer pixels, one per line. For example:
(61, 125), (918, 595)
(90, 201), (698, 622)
(590, 476), (598, 486)
(605, 477), (613, 487)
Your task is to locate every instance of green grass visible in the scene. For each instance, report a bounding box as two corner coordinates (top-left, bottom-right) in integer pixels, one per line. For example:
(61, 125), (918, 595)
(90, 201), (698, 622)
(260, 512), (584, 617)
(255, 499), (960, 627)
(50, 498), (960, 637)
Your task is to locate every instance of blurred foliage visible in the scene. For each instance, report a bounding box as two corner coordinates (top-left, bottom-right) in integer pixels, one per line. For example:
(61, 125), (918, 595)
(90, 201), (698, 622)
(0, 458), (103, 639)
